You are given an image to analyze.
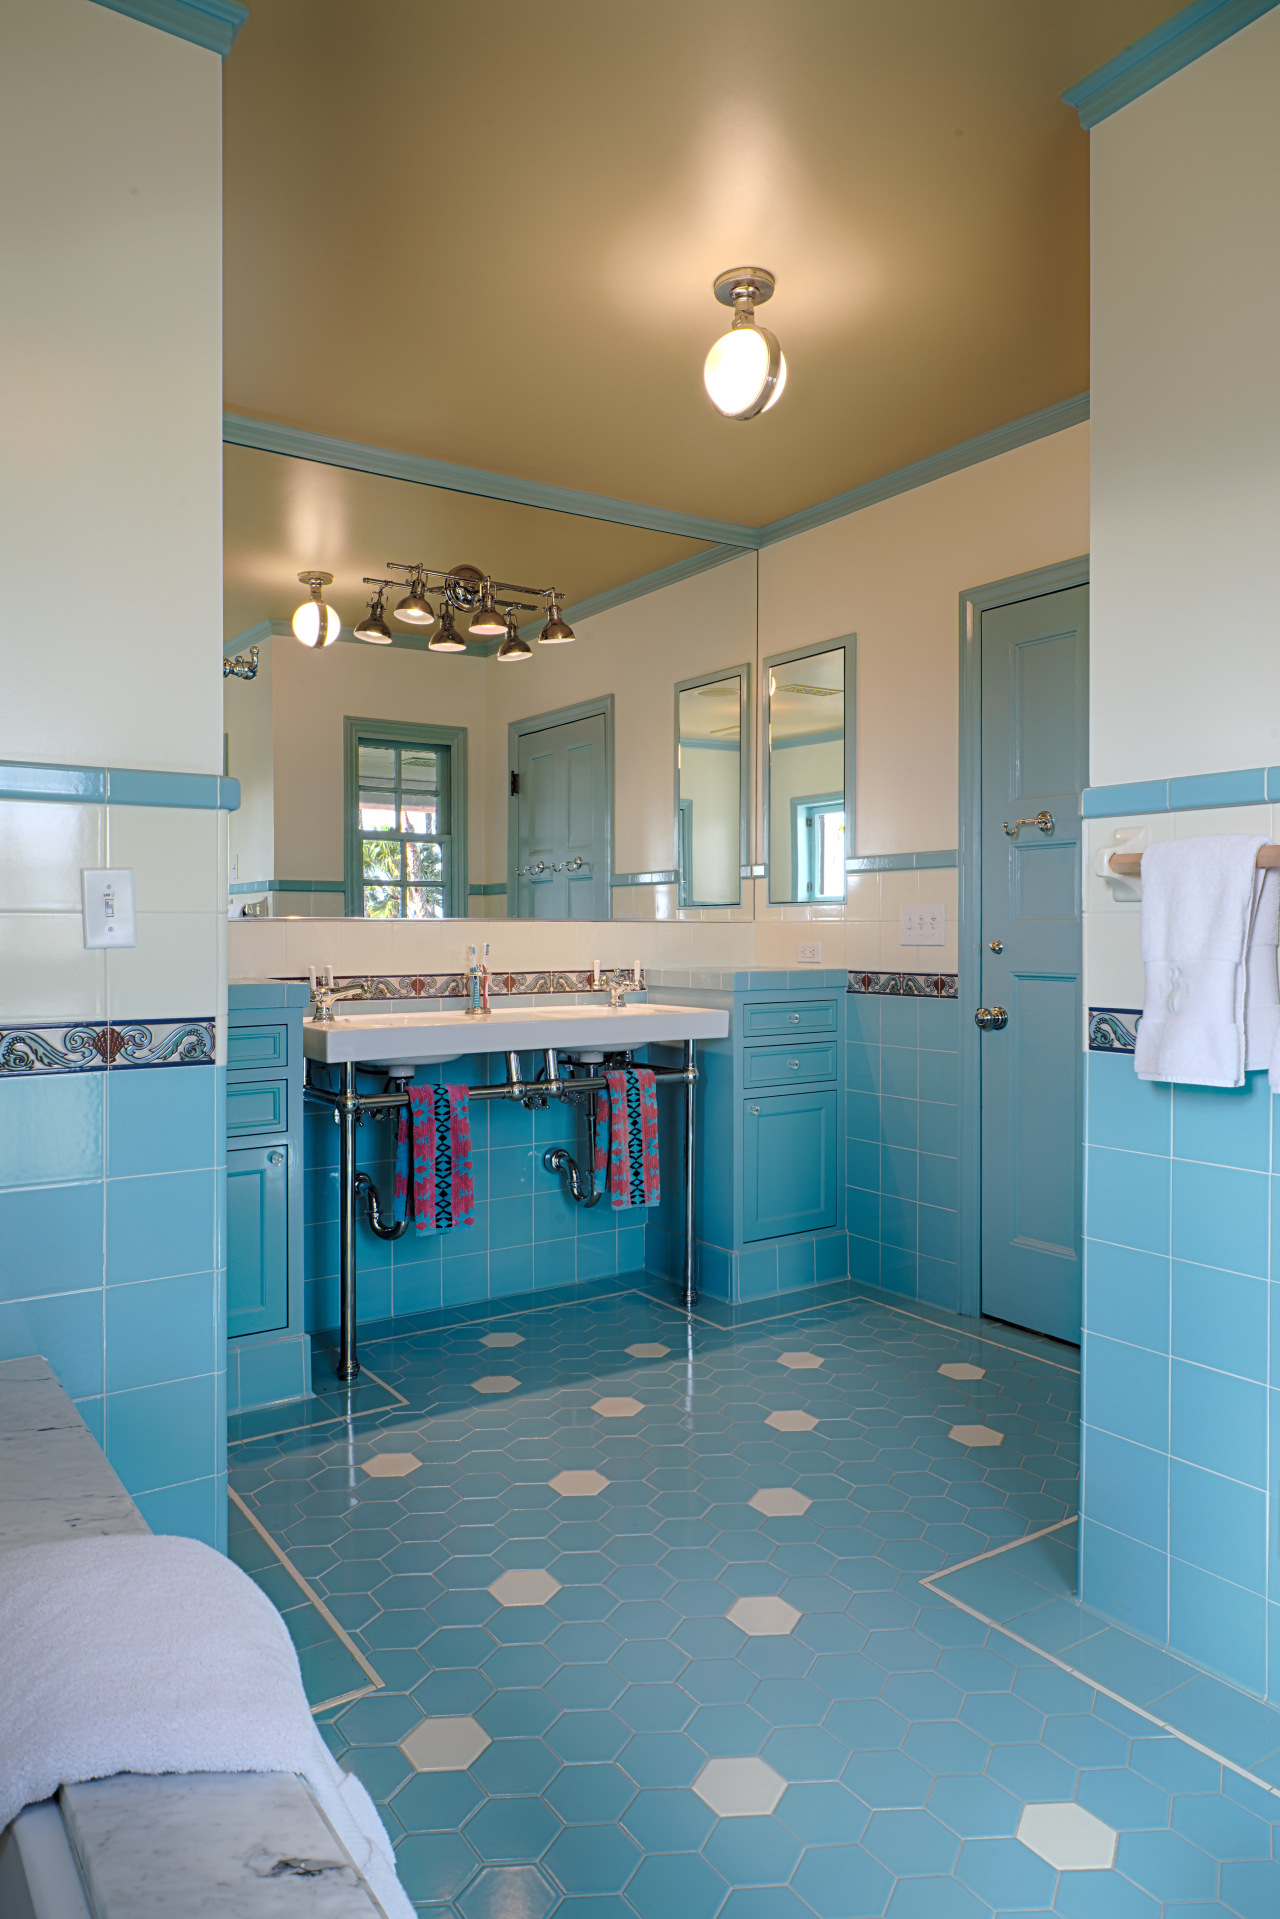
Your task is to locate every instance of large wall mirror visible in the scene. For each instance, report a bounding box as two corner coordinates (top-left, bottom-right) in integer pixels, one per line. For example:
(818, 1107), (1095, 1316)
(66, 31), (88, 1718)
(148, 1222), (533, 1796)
(674, 667), (750, 908)
(764, 640), (855, 905)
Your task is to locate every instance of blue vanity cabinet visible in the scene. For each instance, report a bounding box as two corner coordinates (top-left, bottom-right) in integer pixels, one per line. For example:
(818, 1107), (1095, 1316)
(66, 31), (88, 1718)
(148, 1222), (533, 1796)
(743, 1087), (838, 1240)
(226, 981), (310, 1412)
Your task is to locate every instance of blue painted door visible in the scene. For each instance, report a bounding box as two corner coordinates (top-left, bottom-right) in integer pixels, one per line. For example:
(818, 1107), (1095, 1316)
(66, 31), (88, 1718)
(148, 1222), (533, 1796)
(979, 585), (1088, 1343)
(514, 714), (609, 918)
(227, 1144), (289, 1337)
(743, 1089), (837, 1241)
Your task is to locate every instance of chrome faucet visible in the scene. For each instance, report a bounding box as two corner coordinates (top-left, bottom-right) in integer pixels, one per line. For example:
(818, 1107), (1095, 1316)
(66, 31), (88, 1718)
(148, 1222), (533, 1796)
(607, 978), (629, 1010)
(310, 980), (368, 1026)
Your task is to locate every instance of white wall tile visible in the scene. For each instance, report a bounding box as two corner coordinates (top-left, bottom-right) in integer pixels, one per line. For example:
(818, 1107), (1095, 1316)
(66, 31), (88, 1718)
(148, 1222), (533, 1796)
(1084, 910), (1145, 1011)
(0, 912), (106, 1020)
(879, 869), (920, 913)
(106, 805), (221, 912)
(0, 801), (103, 912)
(106, 911), (219, 1019)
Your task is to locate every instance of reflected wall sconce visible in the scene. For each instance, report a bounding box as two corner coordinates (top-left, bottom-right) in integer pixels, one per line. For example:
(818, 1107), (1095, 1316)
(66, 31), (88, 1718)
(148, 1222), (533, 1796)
(292, 571), (341, 646)
(361, 561), (574, 653)
(223, 645), (259, 680)
(703, 267), (786, 420)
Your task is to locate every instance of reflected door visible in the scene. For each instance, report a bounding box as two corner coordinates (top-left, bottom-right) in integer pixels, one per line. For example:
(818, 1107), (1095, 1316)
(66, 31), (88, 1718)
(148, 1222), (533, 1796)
(979, 584), (1088, 1343)
(514, 713), (609, 919)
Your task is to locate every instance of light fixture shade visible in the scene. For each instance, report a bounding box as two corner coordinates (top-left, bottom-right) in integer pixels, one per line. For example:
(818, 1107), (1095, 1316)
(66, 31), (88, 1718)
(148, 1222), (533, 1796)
(496, 627), (532, 661)
(394, 583), (436, 626)
(469, 587), (508, 638)
(292, 597), (340, 647)
(703, 323), (785, 420)
(429, 607), (467, 652)
(354, 601), (392, 644)
(539, 612), (576, 644)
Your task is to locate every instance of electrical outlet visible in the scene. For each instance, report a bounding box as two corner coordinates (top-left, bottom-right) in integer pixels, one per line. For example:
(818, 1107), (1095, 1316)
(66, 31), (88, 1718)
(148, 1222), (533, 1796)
(82, 869), (137, 949)
(797, 941), (822, 963)
(900, 904), (946, 947)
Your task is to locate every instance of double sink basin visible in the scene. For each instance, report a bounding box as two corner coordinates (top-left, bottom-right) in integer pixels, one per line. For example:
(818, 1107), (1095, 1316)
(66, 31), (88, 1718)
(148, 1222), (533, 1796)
(301, 1001), (730, 1068)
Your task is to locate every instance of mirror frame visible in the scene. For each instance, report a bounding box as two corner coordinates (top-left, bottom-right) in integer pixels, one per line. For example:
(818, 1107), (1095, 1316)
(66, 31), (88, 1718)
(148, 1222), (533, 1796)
(762, 635), (857, 907)
(673, 663), (752, 909)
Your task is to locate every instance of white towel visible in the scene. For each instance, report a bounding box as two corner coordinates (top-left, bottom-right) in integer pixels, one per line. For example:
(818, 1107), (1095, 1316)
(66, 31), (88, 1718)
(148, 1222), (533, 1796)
(1133, 835), (1266, 1087)
(0, 1533), (414, 1919)
(1247, 868), (1280, 1071)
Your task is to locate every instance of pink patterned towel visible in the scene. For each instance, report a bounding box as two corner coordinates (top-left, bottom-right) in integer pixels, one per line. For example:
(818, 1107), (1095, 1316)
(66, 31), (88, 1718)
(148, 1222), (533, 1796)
(395, 1083), (475, 1232)
(594, 1067), (660, 1208)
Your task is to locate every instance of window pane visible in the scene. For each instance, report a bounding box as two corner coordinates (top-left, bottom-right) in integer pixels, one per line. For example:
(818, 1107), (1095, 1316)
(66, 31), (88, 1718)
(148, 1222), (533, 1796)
(359, 799), (397, 833)
(358, 745), (397, 787)
(402, 748), (449, 833)
(819, 810), (845, 898)
(406, 887), (444, 919)
(363, 885), (401, 917)
(362, 837), (402, 881)
(405, 839), (444, 883)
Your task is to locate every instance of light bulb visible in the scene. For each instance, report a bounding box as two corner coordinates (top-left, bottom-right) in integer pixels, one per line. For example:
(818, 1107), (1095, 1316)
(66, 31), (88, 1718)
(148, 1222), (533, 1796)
(292, 596), (340, 647)
(703, 322), (784, 420)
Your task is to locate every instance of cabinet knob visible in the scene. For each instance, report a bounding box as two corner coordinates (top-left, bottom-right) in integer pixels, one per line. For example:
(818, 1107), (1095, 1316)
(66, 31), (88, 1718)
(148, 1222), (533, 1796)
(749, 1104), (760, 1115)
(268, 1150), (285, 1165)
(788, 1059), (800, 1069)
(788, 1013), (800, 1023)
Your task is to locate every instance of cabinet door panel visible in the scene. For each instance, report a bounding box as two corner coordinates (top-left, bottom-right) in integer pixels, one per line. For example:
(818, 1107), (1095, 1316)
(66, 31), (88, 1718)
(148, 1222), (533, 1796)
(743, 1042), (837, 1088)
(227, 1078), (287, 1138)
(227, 1145), (288, 1338)
(743, 1090), (837, 1241)
(228, 1023), (288, 1071)
(742, 1000), (838, 1038)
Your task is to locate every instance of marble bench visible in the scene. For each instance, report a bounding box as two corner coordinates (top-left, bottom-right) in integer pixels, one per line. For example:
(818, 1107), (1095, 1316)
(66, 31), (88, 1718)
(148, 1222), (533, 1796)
(0, 1357), (388, 1919)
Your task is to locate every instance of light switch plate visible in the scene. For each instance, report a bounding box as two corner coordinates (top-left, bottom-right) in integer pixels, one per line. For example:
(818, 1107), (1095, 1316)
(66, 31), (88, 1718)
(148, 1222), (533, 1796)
(900, 904), (945, 947)
(797, 941), (822, 964)
(82, 869), (136, 949)
(230, 853), (239, 882)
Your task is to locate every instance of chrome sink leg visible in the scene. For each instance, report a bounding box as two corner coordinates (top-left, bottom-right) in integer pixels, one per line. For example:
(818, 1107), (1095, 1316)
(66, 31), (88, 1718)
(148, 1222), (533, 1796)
(337, 1059), (360, 1382)
(682, 1039), (697, 1309)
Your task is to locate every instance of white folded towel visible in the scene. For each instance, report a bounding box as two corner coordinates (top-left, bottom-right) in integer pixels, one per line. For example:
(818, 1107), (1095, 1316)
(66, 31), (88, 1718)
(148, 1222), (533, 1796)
(1134, 835), (1266, 1087)
(1247, 868), (1280, 1071)
(0, 1533), (414, 1919)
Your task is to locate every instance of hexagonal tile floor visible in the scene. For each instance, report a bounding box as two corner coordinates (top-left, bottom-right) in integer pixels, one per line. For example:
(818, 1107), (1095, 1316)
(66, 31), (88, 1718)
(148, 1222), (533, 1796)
(229, 1279), (1280, 1917)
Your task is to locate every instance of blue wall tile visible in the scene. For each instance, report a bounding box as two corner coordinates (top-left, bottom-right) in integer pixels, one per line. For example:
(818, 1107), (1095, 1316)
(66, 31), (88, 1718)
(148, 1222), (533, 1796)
(105, 1271), (217, 1393)
(0, 1288), (104, 1399)
(917, 1103), (959, 1159)
(1172, 1075), (1271, 1172)
(1168, 1559), (1267, 1697)
(917, 1206), (958, 1263)
(1169, 1460), (1266, 1595)
(1087, 1055), (1171, 1156)
(0, 1075), (103, 1189)
(1084, 1334), (1168, 1451)
(916, 998), (959, 1052)
(1083, 1429), (1168, 1552)
(1170, 1262), (1267, 1382)
(846, 1043), (879, 1095)
(1171, 1161), (1268, 1277)
(880, 1047), (918, 1100)
(134, 1474), (221, 1545)
(106, 1169), (216, 1284)
(848, 1138), (880, 1194)
(1084, 1241), (1169, 1353)
(105, 1372), (217, 1494)
(917, 1256), (958, 1310)
(880, 1147), (917, 1201)
(879, 1001), (919, 1049)
(917, 1154), (958, 1212)
(106, 1064), (216, 1177)
(1079, 1519), (1168, 1644)
(1170, 1361), (1266, 1487)
(0, 1181), (104, 1300)
(917, 1050), (958, 1105)
(1087, 1147), (1170, 1255)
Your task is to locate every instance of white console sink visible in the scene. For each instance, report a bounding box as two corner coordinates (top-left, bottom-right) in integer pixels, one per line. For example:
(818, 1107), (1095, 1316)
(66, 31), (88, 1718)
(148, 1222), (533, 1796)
(302, 1001), (730, 1068)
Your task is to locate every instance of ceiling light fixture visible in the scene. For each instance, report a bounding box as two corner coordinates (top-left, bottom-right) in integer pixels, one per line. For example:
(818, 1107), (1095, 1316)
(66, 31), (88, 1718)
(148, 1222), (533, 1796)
(496, 608), (532, 662)
(393, 573), (436, 626)
(429, 603), (467, 653)
(469, 580), (508, 639)
(292, 571), (341, 647)
(539, 593), (576, 645)
(703, 267), (786, 421)
(353, 586), (393, 644)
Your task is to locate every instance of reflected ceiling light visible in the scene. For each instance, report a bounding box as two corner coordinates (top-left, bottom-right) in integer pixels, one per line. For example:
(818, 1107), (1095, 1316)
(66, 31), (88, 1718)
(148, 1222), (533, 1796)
(292, 572), (340, 647)
(393, 574), (436, 626)
(469, 580), (508, 639)
(539, 592), (576, 645)
(429, 603), (467, 653)
(496, 609), (532, 662)
(703, 267), (786, 421)
(353, 587), (392, 644)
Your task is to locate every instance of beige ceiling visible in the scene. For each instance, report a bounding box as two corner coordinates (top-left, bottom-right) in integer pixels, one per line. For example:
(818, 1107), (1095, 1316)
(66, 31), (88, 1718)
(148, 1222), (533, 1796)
(223, 0), (1174, 531)
(223, 444), (711, 642)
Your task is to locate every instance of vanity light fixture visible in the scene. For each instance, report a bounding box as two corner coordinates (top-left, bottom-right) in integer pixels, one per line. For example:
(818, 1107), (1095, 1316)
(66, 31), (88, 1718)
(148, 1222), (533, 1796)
(292, 572), (341, 647)
(539, 593), (576, 645)
(469, 580), (508, 639)
(353, 586), (393, 644)
(393, 573), (436, 627)
(496, 608), (532, 662)
(429, 603), (468, 653)
(703, 267), (787, 420)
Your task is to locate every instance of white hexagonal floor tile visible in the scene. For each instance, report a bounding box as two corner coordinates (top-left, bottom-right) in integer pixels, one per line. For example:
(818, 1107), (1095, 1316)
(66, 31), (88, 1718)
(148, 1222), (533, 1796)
(481, 1331), (524, 1348)
(592, 1397), (643, 1418)
(488, 1568), (562, 1607)
(626, 1343), (669, 1359)
(548, 1469), (610, 1497)
(360, 1452), (420, 1478)
(749, 1488), (813, 1517)
(777, 1351), (823, 1370)
(765, 1410), (818, 1432)
(1017, 1802), (1117, 1870)
(949, 1423), (1003, 1447)
(727, 1595), (801, 1636)
(472, 1375), (520, 1394)
(938, 1361), (986, 1381)
(693, 1756), (786, 1817)
(399, 1715), (492, 1773)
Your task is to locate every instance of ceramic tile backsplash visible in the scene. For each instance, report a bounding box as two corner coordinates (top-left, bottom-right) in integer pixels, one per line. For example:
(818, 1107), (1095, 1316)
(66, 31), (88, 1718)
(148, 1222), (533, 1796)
(0, 799), (103, 911)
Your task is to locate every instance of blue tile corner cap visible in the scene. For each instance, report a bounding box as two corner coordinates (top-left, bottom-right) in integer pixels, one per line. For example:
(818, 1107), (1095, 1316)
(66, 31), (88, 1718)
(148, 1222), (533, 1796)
(88, 0), (248, 58)
(1062, 0), (1280, 129)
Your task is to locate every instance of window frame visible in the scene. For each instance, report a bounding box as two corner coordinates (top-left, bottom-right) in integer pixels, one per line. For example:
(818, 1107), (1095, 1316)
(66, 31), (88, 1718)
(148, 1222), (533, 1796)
(343, 716), (468, 919)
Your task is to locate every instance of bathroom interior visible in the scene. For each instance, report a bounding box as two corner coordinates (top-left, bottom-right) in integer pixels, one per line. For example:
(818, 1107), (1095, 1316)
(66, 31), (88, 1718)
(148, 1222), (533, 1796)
(4, 1), (1280, 1914)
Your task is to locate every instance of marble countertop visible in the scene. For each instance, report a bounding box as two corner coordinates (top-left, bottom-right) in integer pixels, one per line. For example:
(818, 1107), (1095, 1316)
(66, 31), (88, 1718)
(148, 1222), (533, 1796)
(0, 1357), (148, 1555)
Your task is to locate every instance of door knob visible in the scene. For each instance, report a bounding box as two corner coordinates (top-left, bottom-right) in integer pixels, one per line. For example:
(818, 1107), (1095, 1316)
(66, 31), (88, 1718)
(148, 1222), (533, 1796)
(974, 1006), (1009, 1031)
(268, 1150), (285, 1165)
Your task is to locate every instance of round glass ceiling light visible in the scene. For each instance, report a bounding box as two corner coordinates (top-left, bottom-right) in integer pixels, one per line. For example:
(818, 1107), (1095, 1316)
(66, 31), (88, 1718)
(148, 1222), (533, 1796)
(292, 572), (340, 647)
(703, 267), (786, 421)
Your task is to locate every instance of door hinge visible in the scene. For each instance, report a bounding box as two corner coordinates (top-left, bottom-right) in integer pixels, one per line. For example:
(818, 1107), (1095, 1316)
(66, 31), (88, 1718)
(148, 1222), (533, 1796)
(510, 770), (520, 796)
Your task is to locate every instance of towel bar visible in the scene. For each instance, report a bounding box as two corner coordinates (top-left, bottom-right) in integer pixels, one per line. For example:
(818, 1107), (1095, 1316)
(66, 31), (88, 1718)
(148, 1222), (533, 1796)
(1105, 844), (1280, 877)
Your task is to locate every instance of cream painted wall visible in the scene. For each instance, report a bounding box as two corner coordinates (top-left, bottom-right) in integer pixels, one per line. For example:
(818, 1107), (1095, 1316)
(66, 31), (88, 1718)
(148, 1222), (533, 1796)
(1088, 11), (1280, 787)
(758, 424), (1090, 857)
(0, 0), (223, 774)
(225, 641), (275, 883)
(679, 744), (740, 903)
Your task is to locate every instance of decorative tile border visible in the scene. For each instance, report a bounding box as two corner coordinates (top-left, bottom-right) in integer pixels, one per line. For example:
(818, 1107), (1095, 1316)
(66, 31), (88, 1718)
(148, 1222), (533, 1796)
(1088, 1007), (1142, 1053)
(0, 760), (240, 812)
(0, 1019), (215, 1077)
(295, 970), (644, 1002)
(847, 971), (958, 999)
(1082, 764), (1280, 819)
(847, 851), (957, 873)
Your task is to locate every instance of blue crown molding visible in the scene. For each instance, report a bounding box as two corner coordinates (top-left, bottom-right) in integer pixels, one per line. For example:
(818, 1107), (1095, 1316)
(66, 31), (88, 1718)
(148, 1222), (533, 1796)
(222, 413), (759, 551)
(523, 542), (748, 641)
(89, 0), (248, 57)
(847, 850), (958, 872)
(612, 870), (679, 888)
(756, 394), (1090, 548)
(1062, 0), (1280, 128)
(0, 759), (239, 811)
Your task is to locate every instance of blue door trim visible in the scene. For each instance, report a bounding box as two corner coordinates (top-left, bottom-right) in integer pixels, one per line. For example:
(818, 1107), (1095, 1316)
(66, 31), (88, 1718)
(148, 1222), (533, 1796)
(88, 0), (247, 56)
(957, 556), (1089, 1320)
(507, 696), (615, 916)
(1062, 0), (1280, 129)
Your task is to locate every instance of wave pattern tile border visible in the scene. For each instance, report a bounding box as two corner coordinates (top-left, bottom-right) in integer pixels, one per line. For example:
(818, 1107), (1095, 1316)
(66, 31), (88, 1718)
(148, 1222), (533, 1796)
(1087, 1007), (1142, 1053)
(288, 970), (643, 1001)
(0, 1020), (216, 1076)
(847, 970), (958, 999)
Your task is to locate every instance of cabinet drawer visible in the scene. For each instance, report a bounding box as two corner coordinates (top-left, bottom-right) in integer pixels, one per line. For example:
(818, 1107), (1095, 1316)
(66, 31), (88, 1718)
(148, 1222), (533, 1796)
(741, 999), (837, 1038)
(742, 1090), (837, 1242)
(744, 1042), (837, 1087)
(227, 1077), (287, 1138)
(228, 1022), (288, 1071)
(227, 1144), (289, 1338)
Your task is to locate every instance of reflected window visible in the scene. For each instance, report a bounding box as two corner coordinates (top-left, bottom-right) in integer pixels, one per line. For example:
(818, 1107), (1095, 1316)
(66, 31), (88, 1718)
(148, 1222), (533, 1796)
(766, 644), (848, 904)
(795, 796), (845, 900)
(355, 738), (450, 918)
